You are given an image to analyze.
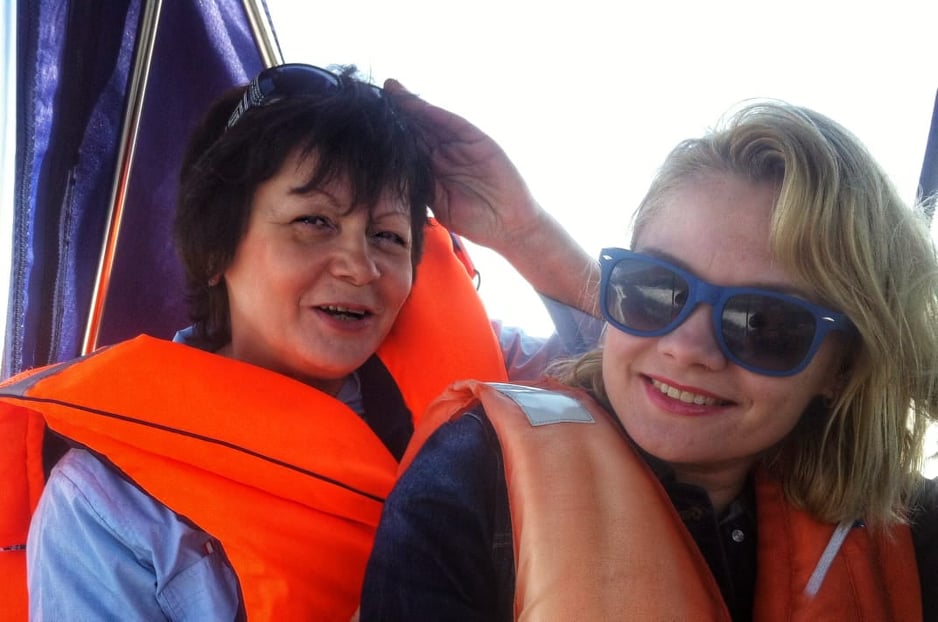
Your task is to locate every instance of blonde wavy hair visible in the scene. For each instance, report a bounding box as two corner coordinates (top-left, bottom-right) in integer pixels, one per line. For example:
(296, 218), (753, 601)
(553, 101), (938, 528)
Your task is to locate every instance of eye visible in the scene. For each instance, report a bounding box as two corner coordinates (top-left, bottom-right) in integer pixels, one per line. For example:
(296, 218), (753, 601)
(293, 214), (335, 230)
(372, 229), (410, 248)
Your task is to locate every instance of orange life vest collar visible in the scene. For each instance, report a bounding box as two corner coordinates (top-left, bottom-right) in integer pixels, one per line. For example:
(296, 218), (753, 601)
(410, 380), (921, 621)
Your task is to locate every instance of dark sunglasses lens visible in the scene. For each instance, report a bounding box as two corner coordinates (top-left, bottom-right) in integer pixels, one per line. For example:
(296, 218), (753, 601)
(606, 259), (689, 333)
(721, 294), (816, 372)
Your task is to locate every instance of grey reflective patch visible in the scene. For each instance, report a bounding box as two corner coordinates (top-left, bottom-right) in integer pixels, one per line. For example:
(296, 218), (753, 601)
(0, 347), (108, 398)
(487, 383), (594, 426)
(0, 360), (71, 397)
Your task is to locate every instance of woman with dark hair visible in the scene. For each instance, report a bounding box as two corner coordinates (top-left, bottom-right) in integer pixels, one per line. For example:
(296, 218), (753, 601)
(1, 64), (600, 620)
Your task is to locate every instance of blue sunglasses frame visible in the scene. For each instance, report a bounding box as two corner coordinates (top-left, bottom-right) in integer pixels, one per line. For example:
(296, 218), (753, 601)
(226, 63), (382, 129)
(599, 248), (854, 376)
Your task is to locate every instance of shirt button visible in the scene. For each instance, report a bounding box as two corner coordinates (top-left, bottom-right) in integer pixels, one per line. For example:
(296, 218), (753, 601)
(731, 529), (745, 543)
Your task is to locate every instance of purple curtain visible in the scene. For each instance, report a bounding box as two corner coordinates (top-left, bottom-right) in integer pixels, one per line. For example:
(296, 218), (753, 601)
(920, 89), (938, 221)
(5, 0), (268, 378)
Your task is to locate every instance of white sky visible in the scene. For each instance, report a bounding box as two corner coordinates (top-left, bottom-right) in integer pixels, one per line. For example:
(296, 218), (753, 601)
(267, 0), (938, 338)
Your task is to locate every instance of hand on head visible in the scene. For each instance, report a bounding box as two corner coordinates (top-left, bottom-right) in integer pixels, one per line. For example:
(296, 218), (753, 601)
(383, 79), (546, 255)
(383, 79), (600, 316)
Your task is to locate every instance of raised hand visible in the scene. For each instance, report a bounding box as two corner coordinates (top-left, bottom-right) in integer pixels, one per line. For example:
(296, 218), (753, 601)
(386, 79), (600, 317)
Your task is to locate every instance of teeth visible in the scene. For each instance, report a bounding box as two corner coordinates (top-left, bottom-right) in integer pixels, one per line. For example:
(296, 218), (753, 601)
(321, 305), (366, 317)
(651, 379), (720, 406)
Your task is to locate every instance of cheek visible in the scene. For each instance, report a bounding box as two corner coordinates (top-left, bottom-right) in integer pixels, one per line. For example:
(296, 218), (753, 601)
(382, 259), (415, 303)
(750, 378), (810, 423)
(601, 328), (646, 389)
(602, 328), (646, 367)
(732, 371), (831, 454)
(391, 281), (413, 313)
(225, 237), (277, 289)
(760, 342), (844, 424)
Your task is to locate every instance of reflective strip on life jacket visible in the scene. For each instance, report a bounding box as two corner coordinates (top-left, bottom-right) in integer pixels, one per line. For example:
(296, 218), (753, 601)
(753, 470), (921, 620)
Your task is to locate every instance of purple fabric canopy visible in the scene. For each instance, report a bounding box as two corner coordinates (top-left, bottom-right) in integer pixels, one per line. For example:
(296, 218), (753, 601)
(5, 0), (268, 377)
(920, 89), (938, 220)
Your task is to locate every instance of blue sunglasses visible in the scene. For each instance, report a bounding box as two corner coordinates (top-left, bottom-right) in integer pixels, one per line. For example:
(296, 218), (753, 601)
(226, 63), (382, 129)
(599, 248), (854, 376)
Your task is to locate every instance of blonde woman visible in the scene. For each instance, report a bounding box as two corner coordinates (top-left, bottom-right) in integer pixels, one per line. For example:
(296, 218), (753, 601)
(362, 101), (938, 620)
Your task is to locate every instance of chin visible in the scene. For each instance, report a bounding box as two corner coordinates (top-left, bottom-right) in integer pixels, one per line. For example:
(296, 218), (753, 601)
(301, 354), (367, 379)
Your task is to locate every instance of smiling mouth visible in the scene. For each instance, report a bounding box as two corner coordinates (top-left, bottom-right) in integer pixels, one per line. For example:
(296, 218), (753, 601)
(649, 378), (730, 406)
(318, 305), (370, 321)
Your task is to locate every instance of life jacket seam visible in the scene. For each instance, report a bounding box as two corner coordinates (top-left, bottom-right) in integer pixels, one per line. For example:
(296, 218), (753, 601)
(9, 395), (386, 503)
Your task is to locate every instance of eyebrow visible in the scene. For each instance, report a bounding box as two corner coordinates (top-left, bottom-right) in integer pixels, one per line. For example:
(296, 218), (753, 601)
(283, 186), (351, 216)
(289, 185), (336, 201)
(372, 207), (411, 221)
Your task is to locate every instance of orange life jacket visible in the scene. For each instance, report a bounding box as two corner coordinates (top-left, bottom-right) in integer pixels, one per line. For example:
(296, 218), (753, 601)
(404, 380), (922, 621)
(0, 222), (508, 621)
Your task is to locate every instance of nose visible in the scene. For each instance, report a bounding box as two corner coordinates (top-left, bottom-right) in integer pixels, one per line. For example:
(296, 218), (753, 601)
(656, 305), (728, 371)
(329, 237), (381, 284)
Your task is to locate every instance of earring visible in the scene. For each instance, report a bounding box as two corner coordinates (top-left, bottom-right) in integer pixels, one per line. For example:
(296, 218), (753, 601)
(208, 275), (221, 287)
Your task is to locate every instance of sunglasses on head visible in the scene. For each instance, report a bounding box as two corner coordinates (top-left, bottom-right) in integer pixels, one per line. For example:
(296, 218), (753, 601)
(226, 63), (382, 129)
(599, 248), (854, 377)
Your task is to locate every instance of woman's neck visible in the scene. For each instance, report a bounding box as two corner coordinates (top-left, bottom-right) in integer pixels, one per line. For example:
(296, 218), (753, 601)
(215, 342), (346, 396)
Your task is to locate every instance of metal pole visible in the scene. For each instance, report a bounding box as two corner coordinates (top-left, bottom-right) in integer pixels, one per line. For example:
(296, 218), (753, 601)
(242, 0), (284, 68)
(82, 0), (163, 354)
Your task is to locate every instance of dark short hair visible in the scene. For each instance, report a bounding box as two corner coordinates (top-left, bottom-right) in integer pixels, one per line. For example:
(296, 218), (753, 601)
(174, 66), (434, 350)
